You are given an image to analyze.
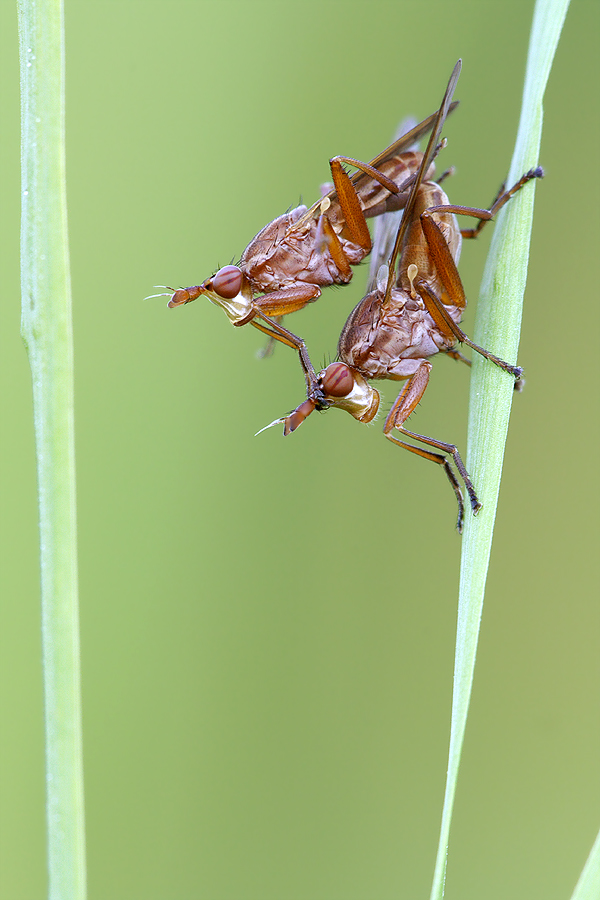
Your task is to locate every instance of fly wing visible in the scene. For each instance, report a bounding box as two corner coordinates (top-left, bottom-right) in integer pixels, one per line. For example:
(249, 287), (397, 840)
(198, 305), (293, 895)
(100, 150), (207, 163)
(383, 60), (462, 303)
(366, 118), (421, 290)
(292, 100), (460, 231)
(367, 209), (403, 293)
(334, 101), (459, 201)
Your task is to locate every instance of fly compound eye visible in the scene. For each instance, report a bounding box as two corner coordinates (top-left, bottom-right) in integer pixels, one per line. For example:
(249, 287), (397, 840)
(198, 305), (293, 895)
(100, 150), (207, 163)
(321, 362), (354, 398)
(210, 265), (243, 299)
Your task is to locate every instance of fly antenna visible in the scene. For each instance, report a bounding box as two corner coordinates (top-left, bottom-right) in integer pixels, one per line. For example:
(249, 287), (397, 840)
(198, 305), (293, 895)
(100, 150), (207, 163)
(144, 286), (174, 301)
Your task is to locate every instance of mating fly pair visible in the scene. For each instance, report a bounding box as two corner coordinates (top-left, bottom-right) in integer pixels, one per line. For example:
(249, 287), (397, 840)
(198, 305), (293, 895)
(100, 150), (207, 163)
(261, 60), (543, 530)
(162, 60), (542, 529)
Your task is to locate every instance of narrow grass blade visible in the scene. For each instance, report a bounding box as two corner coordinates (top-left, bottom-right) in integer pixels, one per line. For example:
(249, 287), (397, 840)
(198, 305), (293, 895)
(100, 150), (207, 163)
(17, 0), (86, 896)
(429, 1), (570, 898)
(570, 828), (600, 900)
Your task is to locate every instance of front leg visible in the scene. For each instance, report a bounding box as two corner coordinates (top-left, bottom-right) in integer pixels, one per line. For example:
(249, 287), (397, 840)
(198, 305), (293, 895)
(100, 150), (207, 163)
(245, 312), (326, 409)
(249, 281), (322, 359)
(229, 282), (325, 404)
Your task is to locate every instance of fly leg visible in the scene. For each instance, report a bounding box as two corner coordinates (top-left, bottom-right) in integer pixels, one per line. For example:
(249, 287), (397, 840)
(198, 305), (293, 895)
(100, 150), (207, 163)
(441, 345), (525, 394)
(424, 166), (544, 240)
(441, 344), (523, 390)
(320, 150), (436, 258)
(255, 320), (279, 359)
(383, 361), (481, 532)
(337, 140), (457, 230)
(416, 278), (523, 378)
(443, 347), (471, 366)
(237, 293), (326, 407)
(314, 156), (410, 263)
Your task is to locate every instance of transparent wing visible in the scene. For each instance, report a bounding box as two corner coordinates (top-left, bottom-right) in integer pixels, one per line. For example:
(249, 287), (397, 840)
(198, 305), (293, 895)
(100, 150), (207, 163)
(367, 117), (420, 290)
(293, 100), (460, 230)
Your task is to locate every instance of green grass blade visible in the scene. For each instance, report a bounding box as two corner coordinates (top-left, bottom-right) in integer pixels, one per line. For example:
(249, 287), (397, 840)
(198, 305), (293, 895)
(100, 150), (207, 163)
(17, 0), (86, 896)
(571, 828), (600, 900)
(429, 1), (570, 898)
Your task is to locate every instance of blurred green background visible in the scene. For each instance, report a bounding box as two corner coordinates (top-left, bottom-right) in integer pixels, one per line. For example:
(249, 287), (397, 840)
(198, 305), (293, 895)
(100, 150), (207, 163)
(1, 1), (598, 898)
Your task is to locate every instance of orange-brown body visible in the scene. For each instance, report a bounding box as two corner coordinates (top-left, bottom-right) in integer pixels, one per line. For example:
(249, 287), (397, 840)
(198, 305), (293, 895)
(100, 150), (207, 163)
(266, 60), (542, 529)
(339, 181), (462, 381)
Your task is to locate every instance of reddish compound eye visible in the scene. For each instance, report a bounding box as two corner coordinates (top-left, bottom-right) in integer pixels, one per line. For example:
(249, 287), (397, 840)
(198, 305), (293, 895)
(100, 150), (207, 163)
(321, 362), (354, 398)
(210, 265), (243, 299)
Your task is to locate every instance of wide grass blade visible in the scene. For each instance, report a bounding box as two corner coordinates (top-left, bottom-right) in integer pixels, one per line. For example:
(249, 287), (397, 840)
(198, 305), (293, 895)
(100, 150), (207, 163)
(429, 1), (570, 898)
(17, 0), (86, 896)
